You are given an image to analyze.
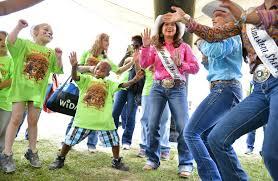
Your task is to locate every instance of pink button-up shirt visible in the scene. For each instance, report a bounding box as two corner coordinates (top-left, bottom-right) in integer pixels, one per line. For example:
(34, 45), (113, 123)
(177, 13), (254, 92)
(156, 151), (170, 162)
(140, 42), (199, 80)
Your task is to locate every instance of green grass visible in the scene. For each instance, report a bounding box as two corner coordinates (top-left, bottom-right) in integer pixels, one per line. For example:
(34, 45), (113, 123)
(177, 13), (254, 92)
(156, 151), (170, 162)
(0, 140), (272, 181)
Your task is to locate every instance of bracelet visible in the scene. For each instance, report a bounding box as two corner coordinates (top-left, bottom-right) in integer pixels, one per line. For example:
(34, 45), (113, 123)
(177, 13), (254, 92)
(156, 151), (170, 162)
(183, 14), (191, 21)
(240, 11), (247, 24)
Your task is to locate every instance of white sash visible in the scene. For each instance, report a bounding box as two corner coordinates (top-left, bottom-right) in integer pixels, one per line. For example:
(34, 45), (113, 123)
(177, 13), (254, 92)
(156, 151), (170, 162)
(246, 24), (278, 78)
(156, 47), (185, 81)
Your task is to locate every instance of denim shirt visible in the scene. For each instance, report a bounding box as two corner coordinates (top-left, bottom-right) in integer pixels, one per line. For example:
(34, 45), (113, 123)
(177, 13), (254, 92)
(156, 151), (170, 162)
(200, 35), (243, 82)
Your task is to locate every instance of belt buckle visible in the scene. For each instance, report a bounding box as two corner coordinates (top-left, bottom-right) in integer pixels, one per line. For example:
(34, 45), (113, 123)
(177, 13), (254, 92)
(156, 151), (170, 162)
(253, 64), (270, 83)
(161, 79), (174, 88)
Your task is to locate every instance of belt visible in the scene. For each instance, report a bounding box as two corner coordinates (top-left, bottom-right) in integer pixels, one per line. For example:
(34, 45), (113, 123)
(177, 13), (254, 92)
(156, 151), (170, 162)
(210, 79), (239, 89)
(154, 79), (186, 89)
(253, 64), (271, 83)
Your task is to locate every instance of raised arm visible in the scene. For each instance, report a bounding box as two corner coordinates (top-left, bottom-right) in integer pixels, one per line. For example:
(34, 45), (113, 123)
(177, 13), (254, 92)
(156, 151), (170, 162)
(8, 19), (28, 45)
(162, 6), (241, 42)
(120, 70), (144, 88)
(0, 0), (44, 16)
(69, 52), (80, 81)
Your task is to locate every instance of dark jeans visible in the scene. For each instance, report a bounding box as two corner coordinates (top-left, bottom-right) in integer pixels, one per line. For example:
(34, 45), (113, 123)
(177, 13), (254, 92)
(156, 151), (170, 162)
(246, 125), (266, 150)
(112, 90), (137, 145)
(208, 76), (278, 180)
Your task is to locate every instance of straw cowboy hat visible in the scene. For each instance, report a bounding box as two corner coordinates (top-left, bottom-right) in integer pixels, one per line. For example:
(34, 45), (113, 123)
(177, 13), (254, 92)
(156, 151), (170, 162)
(202, 0), (231, 18)
(152, 15), (185, 39)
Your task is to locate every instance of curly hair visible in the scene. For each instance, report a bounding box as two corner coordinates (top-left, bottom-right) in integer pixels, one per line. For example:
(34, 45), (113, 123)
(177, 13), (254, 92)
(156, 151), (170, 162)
(152, 23), (182, 49)
(89, 33), (108, 59)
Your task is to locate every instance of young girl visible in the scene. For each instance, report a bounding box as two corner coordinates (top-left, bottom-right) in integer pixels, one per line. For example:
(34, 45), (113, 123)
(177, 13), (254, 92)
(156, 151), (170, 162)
(0, 19), (63, 173)
(49, 52), (144, 171)
(0, 31), (13, 153)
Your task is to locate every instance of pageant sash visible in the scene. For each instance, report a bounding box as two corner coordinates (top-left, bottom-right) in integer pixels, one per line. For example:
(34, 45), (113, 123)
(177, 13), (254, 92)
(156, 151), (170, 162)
(156, 47), (185, 81)
(246, 24), (278, 78)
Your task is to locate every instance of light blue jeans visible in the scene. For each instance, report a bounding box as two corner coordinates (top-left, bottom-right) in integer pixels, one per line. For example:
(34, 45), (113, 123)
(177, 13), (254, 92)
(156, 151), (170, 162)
(140, 95), (170, 154)
(208, 75), (278, 180)
(184, 80), (242, 181)
(146, 82), (193, 173)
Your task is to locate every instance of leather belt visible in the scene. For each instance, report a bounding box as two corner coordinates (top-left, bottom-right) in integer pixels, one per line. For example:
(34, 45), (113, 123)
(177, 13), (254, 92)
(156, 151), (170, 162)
(154, 79), (186, 89)
(210, 79), (239, 89)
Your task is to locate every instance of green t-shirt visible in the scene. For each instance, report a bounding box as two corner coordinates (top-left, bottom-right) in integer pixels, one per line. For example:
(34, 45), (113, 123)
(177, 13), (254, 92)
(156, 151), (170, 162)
(0, 56), (13, 111)
(79, 51), (118, 73)
(142, 69), (153, 96)
(74, 74), (120, 130)
(7, 38), (63, 108)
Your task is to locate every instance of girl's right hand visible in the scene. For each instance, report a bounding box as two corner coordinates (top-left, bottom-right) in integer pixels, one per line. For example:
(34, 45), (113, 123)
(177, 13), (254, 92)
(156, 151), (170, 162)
(17, 19), (28, 29)
(141, 28), (151, 48)
(69, 52), (78, 67)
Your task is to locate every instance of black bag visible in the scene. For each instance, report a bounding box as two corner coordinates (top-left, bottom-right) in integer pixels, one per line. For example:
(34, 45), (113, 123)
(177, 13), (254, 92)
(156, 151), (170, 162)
(46, 76), (79, 116)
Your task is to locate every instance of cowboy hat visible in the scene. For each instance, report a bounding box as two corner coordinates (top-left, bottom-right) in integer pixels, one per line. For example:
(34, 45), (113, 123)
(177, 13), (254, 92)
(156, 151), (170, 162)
(202, 0), (231, 18)
(152, 15), (185, 39)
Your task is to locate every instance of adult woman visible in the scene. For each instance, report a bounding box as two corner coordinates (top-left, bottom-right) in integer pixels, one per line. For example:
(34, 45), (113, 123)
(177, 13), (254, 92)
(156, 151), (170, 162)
(140, 15), (199, 177)
(163, 0), (278, 179)
(183, 2), (243, 180)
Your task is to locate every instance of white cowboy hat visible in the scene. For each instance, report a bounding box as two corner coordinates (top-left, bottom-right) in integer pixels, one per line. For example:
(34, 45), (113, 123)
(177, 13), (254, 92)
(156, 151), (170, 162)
(202, 0), (231, 18)
(152, 15), (185, 39)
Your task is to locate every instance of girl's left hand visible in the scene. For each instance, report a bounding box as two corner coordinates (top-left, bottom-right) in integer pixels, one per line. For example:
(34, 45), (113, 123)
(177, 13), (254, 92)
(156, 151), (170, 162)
(173, 49), (182, 67)
(55, 48), (63, 59)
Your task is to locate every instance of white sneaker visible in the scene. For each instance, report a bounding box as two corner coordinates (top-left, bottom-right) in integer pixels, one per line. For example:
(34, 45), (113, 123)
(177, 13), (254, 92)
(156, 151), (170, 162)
(122, 144), (130, 150)
(88, 147), (97, 153)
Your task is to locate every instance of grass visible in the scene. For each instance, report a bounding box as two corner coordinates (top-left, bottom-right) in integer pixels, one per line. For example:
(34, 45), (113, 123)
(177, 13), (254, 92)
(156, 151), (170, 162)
(0, 140), (272, 181)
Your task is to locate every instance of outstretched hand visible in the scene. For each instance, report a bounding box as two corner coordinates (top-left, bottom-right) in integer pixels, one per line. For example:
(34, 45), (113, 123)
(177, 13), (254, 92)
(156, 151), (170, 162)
(141, 28), (151, 47)
(69, 52), (78, 67)
(17, 19), (28, 29)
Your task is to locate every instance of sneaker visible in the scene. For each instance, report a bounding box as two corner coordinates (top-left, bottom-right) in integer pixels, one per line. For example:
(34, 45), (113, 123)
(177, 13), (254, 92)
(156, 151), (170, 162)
(137, 149), (146, 158)
(179, 165), (193, 178)
(142, 164), (156, 171)
(122, 144), (130, 150)
(0, 153), (16, 173)
(88, 147), (97, 153)
(245, 147), (254, 155)
(111, 157), (129, 171)
(49, 155), (65, 170)
(24, 149), (42, 168)
(160, 152), (170, 161)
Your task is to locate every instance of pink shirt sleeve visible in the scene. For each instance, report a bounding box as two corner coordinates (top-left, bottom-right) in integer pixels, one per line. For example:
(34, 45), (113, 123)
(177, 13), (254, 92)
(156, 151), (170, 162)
(140, 46), (155, 68)
(179, 43), (199, 74)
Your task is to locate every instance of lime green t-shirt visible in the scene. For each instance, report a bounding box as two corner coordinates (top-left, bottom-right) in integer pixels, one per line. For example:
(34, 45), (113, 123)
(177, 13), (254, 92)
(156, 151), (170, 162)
(73, 74), (120, 130)
(7, 38), (63, 108)
(142, 69), (153, 96)
(79, 51), (118, 73)
(0, 56), (13, 111)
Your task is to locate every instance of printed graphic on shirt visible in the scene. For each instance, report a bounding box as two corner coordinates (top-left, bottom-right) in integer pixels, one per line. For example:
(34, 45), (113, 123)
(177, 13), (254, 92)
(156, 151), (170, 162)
(83, 82), (107, 109)
(0, 63), (7, 81)
(23, 51), (50, 81)
(85, 56), (100, 66)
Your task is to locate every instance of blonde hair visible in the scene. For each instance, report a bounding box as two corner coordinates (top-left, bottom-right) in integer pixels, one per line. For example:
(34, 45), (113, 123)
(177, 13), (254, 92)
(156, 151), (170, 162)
(30, 23), (51, 40)
(89, 33), (109, 58)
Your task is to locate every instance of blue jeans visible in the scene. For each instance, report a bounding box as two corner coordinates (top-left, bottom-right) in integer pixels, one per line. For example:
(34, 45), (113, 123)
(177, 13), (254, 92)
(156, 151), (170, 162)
(146, 82), (193, 172)
(112, 90), (137, 145)
(246, 125), (266, 149)
(140, 95), (170, 153)
(65, 118), (98, 148)
(208, 75), (278, 180)
(120, 104), (127, 130)
(184, 81), (242, 181)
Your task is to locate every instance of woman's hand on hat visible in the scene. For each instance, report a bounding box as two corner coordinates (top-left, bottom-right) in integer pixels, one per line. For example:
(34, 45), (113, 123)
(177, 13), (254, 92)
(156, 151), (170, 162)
(141, 28), (151, 48)
(163, 6), (186, 23)
(219, 0), (243, 20)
